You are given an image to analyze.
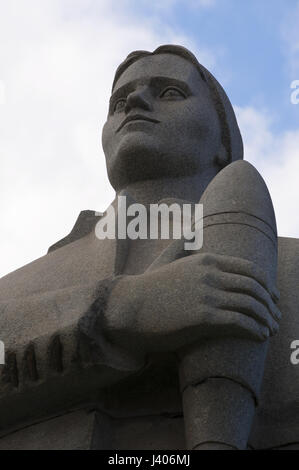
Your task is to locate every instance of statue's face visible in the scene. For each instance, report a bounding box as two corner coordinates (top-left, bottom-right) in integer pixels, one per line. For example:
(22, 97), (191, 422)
(102, 53), (223, 190)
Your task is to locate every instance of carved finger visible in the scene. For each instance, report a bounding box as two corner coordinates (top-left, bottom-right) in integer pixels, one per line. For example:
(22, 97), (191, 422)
(214, 292), (279, 336)
(215, 271), (281, 322)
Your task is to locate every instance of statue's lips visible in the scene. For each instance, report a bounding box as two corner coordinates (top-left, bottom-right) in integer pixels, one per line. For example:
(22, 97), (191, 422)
(116, 114), (160, 132)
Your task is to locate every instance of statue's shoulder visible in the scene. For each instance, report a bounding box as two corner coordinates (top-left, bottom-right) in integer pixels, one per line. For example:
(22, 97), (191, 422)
(277, 236), (299, 307)
(0, 210), (105, 302)
(47, 210), (101, 254)
(278, 235), (299, 248)
(278, 236), (299, 275)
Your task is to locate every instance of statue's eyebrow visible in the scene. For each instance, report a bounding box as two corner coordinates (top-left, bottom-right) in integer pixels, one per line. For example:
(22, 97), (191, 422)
(149, 76), (192, 96)
(110, 76), (192, 106)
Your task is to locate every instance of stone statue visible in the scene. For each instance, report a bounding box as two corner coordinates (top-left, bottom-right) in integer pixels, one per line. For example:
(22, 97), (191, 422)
(0, 45), (298, 450)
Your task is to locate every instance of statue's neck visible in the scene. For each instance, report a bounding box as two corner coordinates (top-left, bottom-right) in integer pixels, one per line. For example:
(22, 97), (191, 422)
(116, 168), (219, 206)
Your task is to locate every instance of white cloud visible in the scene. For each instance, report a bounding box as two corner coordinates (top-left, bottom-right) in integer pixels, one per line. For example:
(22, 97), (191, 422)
(0, 0), (215, 278)
(235, 105), (299, 238)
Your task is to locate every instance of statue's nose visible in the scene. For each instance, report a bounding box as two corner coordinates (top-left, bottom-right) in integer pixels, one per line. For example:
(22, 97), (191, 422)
(125, 87), (152, 113)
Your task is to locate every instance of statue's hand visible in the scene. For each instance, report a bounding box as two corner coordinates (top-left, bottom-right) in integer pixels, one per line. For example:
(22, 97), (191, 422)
(104, 253), (281, 355)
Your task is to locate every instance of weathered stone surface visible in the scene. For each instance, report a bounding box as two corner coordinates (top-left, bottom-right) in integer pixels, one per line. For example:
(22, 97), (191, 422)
(0, 44), (295, 450)
(0, 410), (100, 450)
(249, 236), (299, 449)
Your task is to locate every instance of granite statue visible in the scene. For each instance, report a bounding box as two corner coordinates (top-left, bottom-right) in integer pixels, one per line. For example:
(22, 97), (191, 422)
(0, 45), (297, 450)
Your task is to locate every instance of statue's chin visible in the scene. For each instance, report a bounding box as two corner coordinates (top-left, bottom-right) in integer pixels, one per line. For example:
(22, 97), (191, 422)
(107, 155), (163, 191)
(106, 139), (166, 190)
(106, 133), (203, 191)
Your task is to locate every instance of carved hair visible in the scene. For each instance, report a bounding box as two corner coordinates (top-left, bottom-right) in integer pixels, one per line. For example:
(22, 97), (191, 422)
(113, 44), (243, 167)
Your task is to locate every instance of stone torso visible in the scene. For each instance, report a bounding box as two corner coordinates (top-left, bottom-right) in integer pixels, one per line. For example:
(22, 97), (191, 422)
(0, 209), (299, 449)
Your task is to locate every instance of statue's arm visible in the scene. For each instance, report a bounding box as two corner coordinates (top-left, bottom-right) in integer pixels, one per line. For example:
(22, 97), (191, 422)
(1, 252), (278, 393)
(0, 279), (142, 398)
(98, 252), (280, 360)
(0, 279), (146, 431)
(0, 253), (281, 432)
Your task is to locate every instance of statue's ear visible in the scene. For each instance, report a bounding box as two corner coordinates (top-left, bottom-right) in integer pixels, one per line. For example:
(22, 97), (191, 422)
(215, 143), (229, 169)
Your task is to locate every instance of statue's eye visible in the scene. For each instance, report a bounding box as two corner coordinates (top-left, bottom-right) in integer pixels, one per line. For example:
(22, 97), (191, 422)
(114, 99), (126, 113)
(160, 87), (186, 100)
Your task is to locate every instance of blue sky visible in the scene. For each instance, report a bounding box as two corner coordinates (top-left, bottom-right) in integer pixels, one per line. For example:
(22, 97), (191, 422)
(0, 0), (299, 277)
(124, 0), (299, 133)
